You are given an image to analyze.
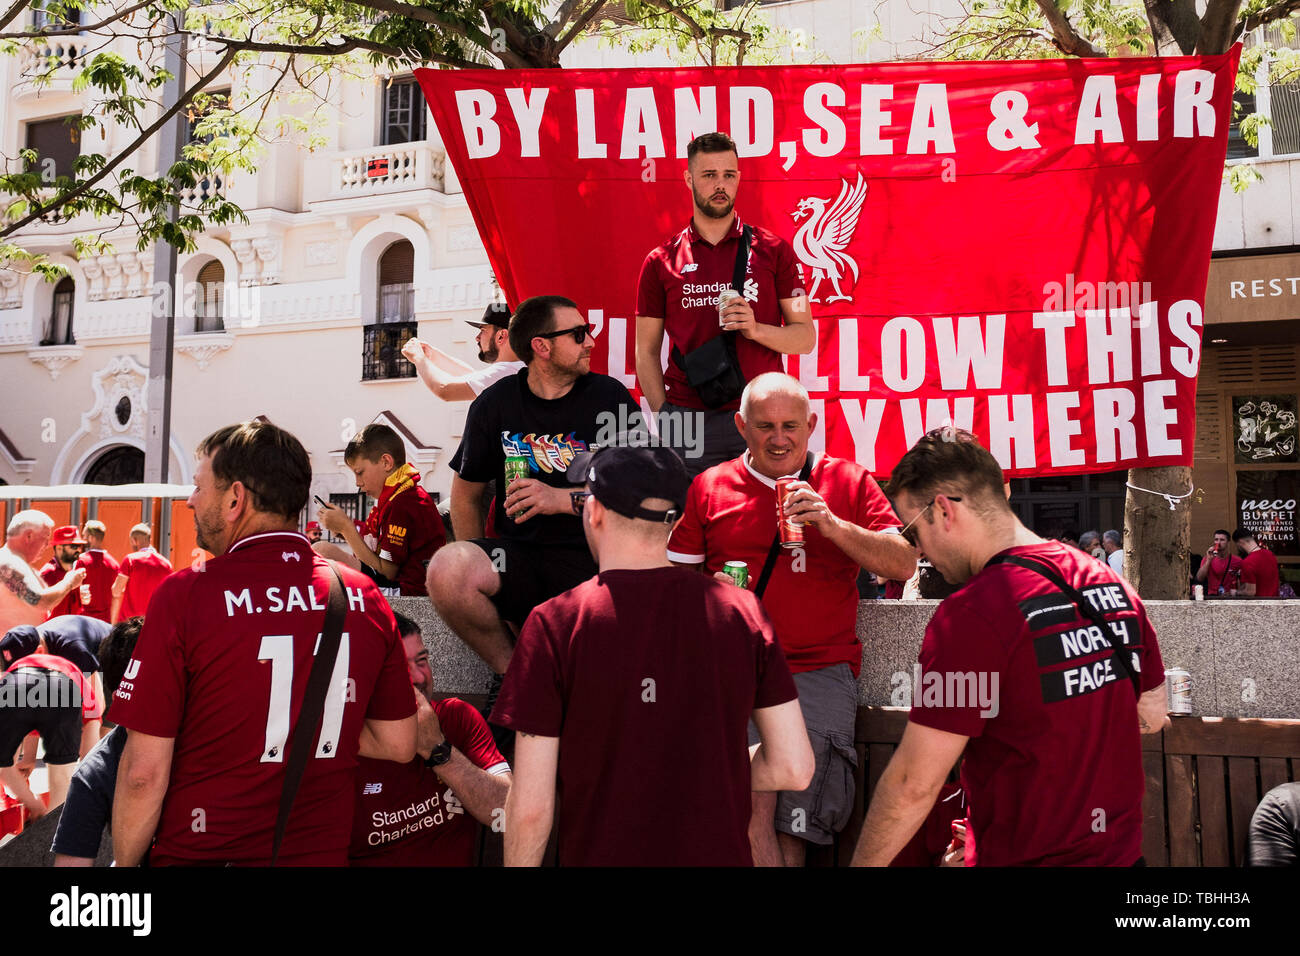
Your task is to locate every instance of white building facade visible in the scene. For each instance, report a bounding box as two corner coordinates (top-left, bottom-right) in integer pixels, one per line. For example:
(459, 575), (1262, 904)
(1, 1), (1297, 559)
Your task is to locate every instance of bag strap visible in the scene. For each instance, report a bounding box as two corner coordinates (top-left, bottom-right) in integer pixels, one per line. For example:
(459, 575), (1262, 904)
(670, 225), (753, 371)
(731, 224), (752, 293)
(271, 562), (348, 866)
(984, 553), (1141, 696)
(754, 453), (814, 600)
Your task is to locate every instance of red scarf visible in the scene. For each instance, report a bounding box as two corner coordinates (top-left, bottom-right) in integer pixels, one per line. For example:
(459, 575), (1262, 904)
(364, 463), (421, 536)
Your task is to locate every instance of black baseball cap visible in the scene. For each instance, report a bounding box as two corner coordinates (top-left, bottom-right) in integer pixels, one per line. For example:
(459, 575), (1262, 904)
(565, 445), (690, 524)
(466, 302), (511, 330)
(0, 625), (41, 668)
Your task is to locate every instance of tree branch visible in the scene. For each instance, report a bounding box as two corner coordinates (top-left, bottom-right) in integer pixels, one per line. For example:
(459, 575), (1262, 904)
(556, 0), (607, 50)
(1033, 0), (1105, 56)
(0, 0), (29, 33)
(213, 32), (476, 68)
(0, 0), (155, 39)
(1, 45), (239, 240)
(1238, 0), (1300, 38)
(1198, 0), (1244, 54)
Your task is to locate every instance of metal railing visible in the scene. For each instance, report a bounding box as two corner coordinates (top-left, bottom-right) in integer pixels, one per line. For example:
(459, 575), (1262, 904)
(361, 321), (417, 380)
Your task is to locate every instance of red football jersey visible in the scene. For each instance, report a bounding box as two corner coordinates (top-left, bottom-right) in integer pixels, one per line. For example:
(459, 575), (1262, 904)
(39, 561), (82, 618)
(350, 697), (509, 866)
(109, 531), (416, 866)
(1241, 547), (1280, 598)
(367, 482), (445, 597)
(74, 549), (120, 623)
(667, 452), (902, 675)
(909, 542), (1165, 866)
(492, 567), (798, 866)
(118, 547), (174, 619)
(636, 214), (801, 411)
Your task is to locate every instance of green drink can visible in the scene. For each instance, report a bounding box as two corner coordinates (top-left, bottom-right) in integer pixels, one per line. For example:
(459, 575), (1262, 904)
(722, 561), (748, 588)
(504, 456), (531, 486)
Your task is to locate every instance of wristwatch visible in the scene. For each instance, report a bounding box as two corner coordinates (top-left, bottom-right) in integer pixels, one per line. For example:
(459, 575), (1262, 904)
(425, 740), (453, 768)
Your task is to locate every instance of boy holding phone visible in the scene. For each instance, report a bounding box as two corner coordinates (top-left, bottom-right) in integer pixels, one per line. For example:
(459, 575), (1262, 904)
(315, 424), (446, 597)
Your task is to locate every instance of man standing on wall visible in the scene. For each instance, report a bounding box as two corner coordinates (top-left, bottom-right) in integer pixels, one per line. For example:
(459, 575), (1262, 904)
(635, 132), (815, 477)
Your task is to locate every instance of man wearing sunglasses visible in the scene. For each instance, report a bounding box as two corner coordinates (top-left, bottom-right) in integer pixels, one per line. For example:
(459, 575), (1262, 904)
(851, 429), (1170, 867)
(430, 295), (641, 729)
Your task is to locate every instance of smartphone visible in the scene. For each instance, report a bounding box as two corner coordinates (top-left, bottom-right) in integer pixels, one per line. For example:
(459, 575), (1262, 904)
(313, 495), (329, 509)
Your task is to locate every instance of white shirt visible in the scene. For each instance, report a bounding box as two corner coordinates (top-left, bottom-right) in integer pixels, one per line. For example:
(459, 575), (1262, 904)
(465, 361), (526, 396)
(1108, 549), (1124, 575)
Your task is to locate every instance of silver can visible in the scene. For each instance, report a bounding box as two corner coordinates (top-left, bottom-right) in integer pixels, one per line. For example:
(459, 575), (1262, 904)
(1165, 667), (1193, 715)
(717, 290), (743, 327)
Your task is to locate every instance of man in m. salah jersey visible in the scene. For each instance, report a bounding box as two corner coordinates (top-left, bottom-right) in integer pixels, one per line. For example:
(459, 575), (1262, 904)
(110, 421), (416, 867)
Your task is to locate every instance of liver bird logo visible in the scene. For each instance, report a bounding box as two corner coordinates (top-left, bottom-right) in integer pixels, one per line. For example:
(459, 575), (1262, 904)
(790, 173), (868, 304)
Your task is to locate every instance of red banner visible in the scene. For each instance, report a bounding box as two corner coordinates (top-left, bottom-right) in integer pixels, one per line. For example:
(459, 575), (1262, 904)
(417, 51), (1238, 477)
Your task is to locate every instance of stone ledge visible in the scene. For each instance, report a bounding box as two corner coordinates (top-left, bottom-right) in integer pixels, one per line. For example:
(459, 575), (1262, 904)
(392, 597), (1300, 719)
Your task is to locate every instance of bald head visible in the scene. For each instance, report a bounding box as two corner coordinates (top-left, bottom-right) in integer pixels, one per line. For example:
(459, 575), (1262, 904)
(735, 372), (817, 480)
(740, 372), (810, 422)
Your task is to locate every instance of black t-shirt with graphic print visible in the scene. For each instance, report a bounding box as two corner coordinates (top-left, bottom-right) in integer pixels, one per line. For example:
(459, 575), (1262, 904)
(450, 367), (638, 548)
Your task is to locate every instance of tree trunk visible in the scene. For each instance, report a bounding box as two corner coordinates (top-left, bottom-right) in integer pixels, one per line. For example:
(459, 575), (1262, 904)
(1143, 0), (1201, 54)
(1123, 465), (1192, 598)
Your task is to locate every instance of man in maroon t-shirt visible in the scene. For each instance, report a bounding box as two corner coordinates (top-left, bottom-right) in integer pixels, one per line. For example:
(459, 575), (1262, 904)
(316, 424), (446, 596)
(1233, 528), (1281, 598)
(110, 421), (417, 867)
(493, 445), (813, 866)
(635, 132), (815, 477)
(74, 520), (120, 623)
(39, 525), (86, 619)
(350, 612), (510, 866)
(668, 372), (916, 866)
(111, 523), (174, 622)
(851, 428), (1171, 867)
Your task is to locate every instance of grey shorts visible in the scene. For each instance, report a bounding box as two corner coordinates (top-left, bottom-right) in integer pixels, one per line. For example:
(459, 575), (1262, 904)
(658, 402), (747, 479)
(748, 662), (859, 845)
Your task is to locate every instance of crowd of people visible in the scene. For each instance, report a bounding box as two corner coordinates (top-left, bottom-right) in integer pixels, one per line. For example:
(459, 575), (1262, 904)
(2, 131), (1296, 869)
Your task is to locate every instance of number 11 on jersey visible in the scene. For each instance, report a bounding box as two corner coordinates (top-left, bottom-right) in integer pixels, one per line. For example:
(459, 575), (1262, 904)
(258, 633), (352, 763)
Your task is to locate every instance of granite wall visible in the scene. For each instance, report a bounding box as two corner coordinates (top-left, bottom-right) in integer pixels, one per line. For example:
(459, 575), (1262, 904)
(393, 597), (1300, 719)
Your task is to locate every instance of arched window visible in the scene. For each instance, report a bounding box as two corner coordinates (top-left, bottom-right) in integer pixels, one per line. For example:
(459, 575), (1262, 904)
(42, 276), (75, 345)
(364, 240), (417, 380)
(377, 240), (414, 323)
(83, 445), (145, 485)
(195, 259), (225, 332)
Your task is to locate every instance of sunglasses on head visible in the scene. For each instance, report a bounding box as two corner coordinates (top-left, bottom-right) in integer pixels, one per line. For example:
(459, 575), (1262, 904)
(536, 323), (594, 344)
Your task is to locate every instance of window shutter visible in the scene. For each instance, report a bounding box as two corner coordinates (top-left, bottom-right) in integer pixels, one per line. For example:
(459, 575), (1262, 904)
(379, 241), (415, 284)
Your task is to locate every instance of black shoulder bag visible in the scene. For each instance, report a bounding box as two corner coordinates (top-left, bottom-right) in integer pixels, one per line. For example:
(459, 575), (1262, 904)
(753, 455), (814, 600)
(270, 562), (348, 866)
(670, 225), (751, 409)
(985, 552), (1141, 696)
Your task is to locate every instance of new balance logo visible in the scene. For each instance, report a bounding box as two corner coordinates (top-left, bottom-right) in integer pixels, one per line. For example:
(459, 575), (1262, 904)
(363, 782), (382, 795)
(681, 263), (699, 273)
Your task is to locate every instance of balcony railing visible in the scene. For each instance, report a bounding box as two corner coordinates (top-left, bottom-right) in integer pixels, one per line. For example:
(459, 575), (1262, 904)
(179, 173), (226, 207)
(19, 38), (88, 77)
(362, 321), (417, 381)
(333, 142), (444, 196)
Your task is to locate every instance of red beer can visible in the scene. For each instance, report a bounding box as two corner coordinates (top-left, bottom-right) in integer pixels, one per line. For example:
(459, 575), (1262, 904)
(775, 477), (803, 549)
